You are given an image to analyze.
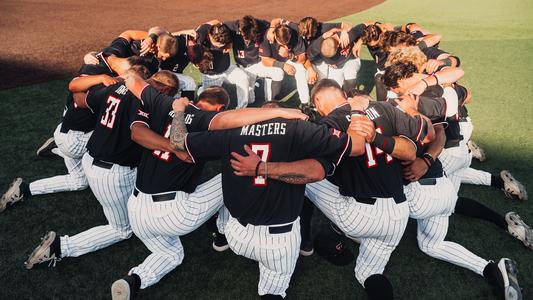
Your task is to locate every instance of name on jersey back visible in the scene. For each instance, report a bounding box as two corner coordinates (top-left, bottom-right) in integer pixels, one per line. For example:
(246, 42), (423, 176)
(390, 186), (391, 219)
(240, 123), (286, 136)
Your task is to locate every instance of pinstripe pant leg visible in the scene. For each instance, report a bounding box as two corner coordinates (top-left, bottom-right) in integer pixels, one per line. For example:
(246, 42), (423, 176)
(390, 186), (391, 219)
(28, 155), (88, 195)
(417, 215), (488, 275)
(60, 154), (134, 257)
(457, 167), (492, 186)
(305, 180), (345, 225)
(128, 235), (184, 289)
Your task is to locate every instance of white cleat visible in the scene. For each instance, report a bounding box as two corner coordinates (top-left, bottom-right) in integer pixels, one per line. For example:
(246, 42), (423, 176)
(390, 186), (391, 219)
(467, 140), (487, 162)
(111, 279), (131, 300)
(506, 212), (533, 250)
(0, 178), (24, 213)
(497, 258), (522, 300)
(501, 171), (528, 201)
(24, 231), (60, 269)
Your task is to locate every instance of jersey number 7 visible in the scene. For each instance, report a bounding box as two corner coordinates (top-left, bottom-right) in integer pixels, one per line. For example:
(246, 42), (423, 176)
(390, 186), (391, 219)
(251, 143), (271, 186)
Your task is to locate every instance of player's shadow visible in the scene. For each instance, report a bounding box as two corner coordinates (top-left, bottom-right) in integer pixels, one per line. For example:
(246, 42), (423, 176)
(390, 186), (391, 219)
(355, 59), (377, 94)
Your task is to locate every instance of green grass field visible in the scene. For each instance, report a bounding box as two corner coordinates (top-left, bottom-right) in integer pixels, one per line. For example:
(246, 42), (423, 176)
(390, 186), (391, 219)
(1, 0), (532, 298)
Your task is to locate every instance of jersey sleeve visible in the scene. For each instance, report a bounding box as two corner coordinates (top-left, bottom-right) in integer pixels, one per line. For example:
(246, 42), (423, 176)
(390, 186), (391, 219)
(84, 84), (107, 112)
(187, 106), (218, 131)
(196, 23), (211, 45)
(185, 130), (227, 163)
(306, 37), (323, 62)
(422, 47), (448, 60)
(140, 85), (173, 111)
(287, 21), (299, 32)
(319, 22), (342, 35)
(223, 20), (240, 32)
(131, 102), (151, 129)
(101, 37), (133, 58)
(391, 107), (429, 143)
(294, 120), (351, 167)
(348, 24), (365, 42)
(292, 36), (307, 56)
(259, 38), (273, 58)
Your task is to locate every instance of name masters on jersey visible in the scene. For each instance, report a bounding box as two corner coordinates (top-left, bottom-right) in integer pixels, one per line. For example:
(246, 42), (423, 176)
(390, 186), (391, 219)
(240, 122), (286, 136)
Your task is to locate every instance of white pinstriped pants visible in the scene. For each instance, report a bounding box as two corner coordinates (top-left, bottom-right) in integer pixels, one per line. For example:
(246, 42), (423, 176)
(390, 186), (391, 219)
(225, 214), (301, 297)
(29, 124), (91, 196)
(60, 153), (135, 257)
(405, 177), (488, 275)
(285, 60), (310, 104)
(314, 58), (361, 87)
(127, 174), (223, 289)
(305, 179), (409, 285)
(200, 64), (251, 109)
(241, 62), (285, 102)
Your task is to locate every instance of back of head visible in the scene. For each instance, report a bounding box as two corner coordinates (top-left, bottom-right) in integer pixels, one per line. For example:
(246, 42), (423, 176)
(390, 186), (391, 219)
(362, 24), (382, 45)
(189, 44), (214, 73)
(298, 16), (318, 40)
(261, 101), (283, 108)
(197, 86), (230, 108)
(127, 55), (158, 76)
(381, 31), (416, 52)
(209, 24), (232, 45)
(157, 33), (178, 56)
(383, 61), (418, 89)
(240, 15), (259, 42)
(126, 64), (151, 80)
(385, 46), (427, 72)
(149, 70), (180, 96)
(320, 37), (339, 58)
(274, 25), (292, 45)
(310, 78), (344, 105)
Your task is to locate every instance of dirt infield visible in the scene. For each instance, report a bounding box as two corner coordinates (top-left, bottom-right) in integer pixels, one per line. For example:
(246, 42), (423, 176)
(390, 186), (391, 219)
(0, 0), (382, 89)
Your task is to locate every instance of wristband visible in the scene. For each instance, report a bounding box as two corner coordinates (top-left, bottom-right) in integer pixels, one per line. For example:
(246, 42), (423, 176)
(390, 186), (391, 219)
(422, 152), (435, 166)
(149, 33), (158, 43)
(441, 58), (452, 67)
(255, 160), (262, 176)
(433, 73), (440, 85)
(371, 133), (395, 154)
(421, 157), (432, 168)
(351, 110), (366, 116)
(421, 79), (429, 88)
(417, 40), (428, 50)
(273, 61), (285, 68)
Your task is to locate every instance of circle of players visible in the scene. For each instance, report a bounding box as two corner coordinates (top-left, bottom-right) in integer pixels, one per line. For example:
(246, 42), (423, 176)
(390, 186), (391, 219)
(0, 16), (529, 300)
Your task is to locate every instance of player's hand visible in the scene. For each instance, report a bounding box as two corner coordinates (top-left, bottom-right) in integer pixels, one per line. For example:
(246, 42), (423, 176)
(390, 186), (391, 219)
(322, 28), (340, 40)
(352, 39), (363, 57)
(423, 59), (444, 74)
(395, 93), (419, 111)
(100, 75), (122, 86)
(173, 150), (194, 163)
(172, 97), (190, 112)
(380, 23), (395, 32)
(306, 68), (318, 84)
(230, 145), (261, 177)
(349, 116), (375, 142)
(140, 38), (155, 56)
(83, 51), (99, 65)
(339, 31), (350, 48)
(402, 158), (429, 181)
(278, 108), (309, 121)
(266, 28), (275, 43)
(347, 95), (370, 112)
(283, 63), (296, 75)
(278, 46), (290, 58)
(407, 80), (427, 96)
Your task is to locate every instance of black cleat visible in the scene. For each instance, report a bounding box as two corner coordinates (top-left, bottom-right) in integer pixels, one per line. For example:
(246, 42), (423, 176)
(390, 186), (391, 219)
(212, 232), (230, 252)
(36, 137), (58, 158)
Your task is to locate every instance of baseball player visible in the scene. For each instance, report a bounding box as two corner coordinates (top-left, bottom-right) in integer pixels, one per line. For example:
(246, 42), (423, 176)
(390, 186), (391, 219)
(168, 92), (371, 299)
(269, 17), (352, 46)
(304, 80), (433, 300)
(108, 74), (312, 299)
(24, 65), (154, 269)
(195, 21), (251, 108)
(259, 24), (315, 105)
(224, 16), (285, 101)
(306, 23), (366, 92)
(0, 55), (151, 212)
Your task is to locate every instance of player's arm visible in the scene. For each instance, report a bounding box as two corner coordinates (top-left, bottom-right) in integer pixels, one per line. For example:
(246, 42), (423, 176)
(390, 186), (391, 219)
(417, 33), (441, 49)
(131, 123), (174, 152)
(69, 74), (121, 92)
(403, 123), (445, 181)
(408, 67), (465, 95)
(118, 30), (149, 42)
(208, 108), (308, 130)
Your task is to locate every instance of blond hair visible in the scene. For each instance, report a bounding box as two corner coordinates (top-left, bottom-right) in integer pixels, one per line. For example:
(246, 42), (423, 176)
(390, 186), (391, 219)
(386, 46), (427, 72)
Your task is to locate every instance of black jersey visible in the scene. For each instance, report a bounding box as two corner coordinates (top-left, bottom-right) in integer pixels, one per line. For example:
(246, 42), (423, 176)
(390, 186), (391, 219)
(422, 46), (448, 60)
(320, 102), (428, 202)
(133, 86), (217, 194)
(224, 19), (270, 67)
(100, 37), (159, 75)
(185, 118), (351, 226)
(367, 44), (388, 71)
(159, 35), (190, 73)
(259, 27), (306, 63)
(407, 141), (443, 182)
(196, 23), (231, 74)
(60, 64), (115, 133)
(307, 24), (365, 68)
(85, 83), (143, 167)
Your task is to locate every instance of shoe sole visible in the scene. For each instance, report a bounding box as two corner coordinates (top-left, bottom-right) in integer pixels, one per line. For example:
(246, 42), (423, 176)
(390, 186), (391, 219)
(0, 178), (23, 213)
(497, 259), (522, 300)
(506, 213), (533, 250)
(212, 242), (230, 252)
(36, 137), (56, 157)
(467, 141), (486, 162)
(111, 279), (131, 300)
(299, 248), (314, 256)
(24, 231), (56, 269)
(501, 171), (527, 201)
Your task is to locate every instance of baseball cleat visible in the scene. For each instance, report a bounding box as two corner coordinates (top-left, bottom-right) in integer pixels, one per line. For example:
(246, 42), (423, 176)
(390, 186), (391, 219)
(36, 137), (58, 158)
(330, 222), (361, 244)
(24, 231), (60, 269)
(501, 171), (527, 201)
(467, 140), (486, 162)
(212, 232), (230, 252)
(111, 275), (140, 300)
(497, 258), (522, 300)
(300, 239), (314, 256)
(0, 178), (24, 213)
(505, 212), (533, 250)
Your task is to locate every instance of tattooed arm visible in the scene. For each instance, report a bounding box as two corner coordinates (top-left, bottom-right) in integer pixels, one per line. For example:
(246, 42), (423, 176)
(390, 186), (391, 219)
(169, 98), (190, 152)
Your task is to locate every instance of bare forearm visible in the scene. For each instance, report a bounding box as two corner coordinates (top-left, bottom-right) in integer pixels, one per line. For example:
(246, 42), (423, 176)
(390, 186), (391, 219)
(258, 159), (325, 184)
(261, 57), (276, 67)
(209, 108), (300, 130)
(69, 75), (102, 92)
(421, 33), (441, 47)
(169, 111), (188, 151)
(425, 125), (445, 158)
(131, 124), (174, 152)
(426, 67), (464, 85)
(119, 30), (149, 42)
(391, 136), (416, 161)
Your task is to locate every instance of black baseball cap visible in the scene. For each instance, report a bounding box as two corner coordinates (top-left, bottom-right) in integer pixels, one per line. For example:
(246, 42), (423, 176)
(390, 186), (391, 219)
(314, 234), (354, 266)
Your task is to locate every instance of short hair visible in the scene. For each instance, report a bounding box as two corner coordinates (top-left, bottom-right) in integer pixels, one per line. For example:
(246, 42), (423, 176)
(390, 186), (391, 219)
(157, 33), (178, 56)
(149, 70), (180, 96)
(189, 45), (214, 74)
(209, 24), (231, 46)
(386, 46), (427, 72)
(383, 61), (418, 89)
(274, 25), (292, 45)
(298, 16), (318, 40)
(127, 55), (158, 76)
(197, 86), (230, 108)
(310, 78), (343, 104)
(261, 101), (283, 108)
(320, 37), (339, 58)
(361, 24), (382, 44)
(126, 64), (151, 80)
(381, 31), (416, 52)
(240, 15), (259, 42)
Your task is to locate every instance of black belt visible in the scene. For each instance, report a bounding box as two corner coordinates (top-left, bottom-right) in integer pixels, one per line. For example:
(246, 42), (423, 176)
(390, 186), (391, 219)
(133, 188), (176, 202)
(92, 159), (113, 169)
(418, 178), (437, 186)
(237, 219), (293, 234)
(355, 196), (405, 205)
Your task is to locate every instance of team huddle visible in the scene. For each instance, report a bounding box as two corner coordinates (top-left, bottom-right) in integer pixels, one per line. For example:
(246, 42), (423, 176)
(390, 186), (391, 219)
(1, 15), (531, 300)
